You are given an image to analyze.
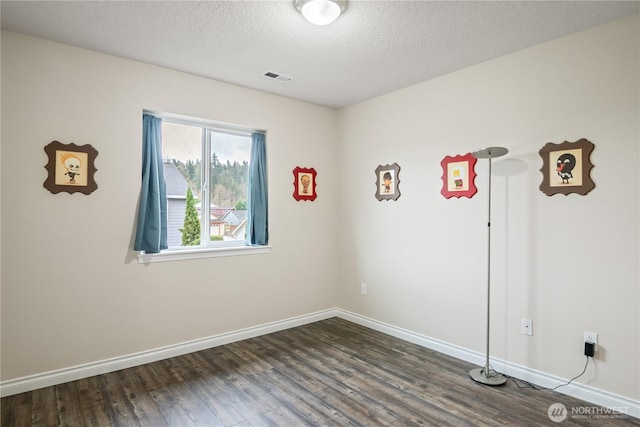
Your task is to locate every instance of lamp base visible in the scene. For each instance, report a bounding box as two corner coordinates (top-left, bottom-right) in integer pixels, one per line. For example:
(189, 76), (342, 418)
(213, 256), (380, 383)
(469, 367), (507, 386)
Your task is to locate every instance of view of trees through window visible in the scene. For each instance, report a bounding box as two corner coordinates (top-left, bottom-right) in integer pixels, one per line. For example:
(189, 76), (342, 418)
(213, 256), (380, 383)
(162, 121), (250, 248)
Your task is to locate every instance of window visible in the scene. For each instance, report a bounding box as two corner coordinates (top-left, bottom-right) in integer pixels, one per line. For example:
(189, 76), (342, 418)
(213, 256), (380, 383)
(136, 112), (270, 263)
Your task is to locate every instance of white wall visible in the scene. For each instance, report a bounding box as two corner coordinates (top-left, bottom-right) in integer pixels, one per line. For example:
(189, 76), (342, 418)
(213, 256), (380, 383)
(337, 15), (639, 400)
(1, 31), (339, 380)
(2, 14), (639, 405)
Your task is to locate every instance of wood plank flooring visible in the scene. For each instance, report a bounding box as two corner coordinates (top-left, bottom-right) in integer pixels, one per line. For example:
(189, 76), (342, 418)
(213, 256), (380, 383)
(2, 317), (638, 426)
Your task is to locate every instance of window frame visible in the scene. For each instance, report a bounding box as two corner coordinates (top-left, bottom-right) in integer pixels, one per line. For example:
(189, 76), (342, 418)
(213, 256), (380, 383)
(137, 110), (271, 264)
(137, 244), (271, 264)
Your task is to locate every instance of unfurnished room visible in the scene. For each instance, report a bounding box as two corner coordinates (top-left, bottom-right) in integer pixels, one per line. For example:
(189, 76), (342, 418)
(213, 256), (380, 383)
(1, 1), (639, 425)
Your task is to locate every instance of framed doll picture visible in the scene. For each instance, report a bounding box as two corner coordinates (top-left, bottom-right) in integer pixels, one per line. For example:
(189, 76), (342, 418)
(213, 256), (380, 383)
(44, 140), (98, 195)
(293, 166), (317, 201)
(539, 138), (595, 196)
(440, 153), (477, 199)
(375, 163), (401, 201)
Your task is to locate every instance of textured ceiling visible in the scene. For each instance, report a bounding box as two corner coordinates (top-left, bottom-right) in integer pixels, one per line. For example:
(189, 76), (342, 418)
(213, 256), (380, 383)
(2, 1), (638, 109)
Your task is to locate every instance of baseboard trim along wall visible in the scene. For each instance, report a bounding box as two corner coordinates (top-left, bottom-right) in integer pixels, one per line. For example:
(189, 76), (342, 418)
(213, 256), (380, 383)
(337, 310), (640, 420)
(0, 309), (338, 398)
(2, 308), (638, 419)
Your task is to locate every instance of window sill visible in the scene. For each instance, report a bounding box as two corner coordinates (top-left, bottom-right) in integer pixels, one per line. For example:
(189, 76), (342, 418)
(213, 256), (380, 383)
(137, 245), (272, 264)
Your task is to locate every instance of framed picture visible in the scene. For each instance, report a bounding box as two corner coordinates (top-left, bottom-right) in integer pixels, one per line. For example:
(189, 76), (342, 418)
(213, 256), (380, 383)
(539, 138), (595, 196)
(293, 166), (317, 201)
(375, 163), (401, 201)
(44, 140), (98, 195)
(440, 153), (477, 199)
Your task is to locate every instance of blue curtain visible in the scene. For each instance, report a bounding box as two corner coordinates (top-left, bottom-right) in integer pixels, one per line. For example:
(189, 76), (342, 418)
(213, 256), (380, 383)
(247, 132), (269, 245)
(134, 114), (168, 253)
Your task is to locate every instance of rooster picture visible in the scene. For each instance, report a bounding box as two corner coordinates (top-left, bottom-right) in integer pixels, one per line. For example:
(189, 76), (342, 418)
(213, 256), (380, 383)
(556, 153), (576, 184)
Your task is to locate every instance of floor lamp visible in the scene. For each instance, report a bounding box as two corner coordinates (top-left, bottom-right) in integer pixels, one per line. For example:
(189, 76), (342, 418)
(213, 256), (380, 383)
(469, 146), (508, 386)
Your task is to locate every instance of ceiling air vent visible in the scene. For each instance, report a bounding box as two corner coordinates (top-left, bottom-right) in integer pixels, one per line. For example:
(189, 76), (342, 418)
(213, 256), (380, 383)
(263, 71), (294, 83)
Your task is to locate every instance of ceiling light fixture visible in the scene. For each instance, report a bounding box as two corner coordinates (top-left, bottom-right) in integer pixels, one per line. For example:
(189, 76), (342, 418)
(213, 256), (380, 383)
(295, 0), (347, 25)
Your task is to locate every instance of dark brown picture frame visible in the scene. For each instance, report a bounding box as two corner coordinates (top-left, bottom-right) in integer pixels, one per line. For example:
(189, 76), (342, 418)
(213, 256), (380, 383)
(293, 166), (317, 201)
(44, 140), (98, 195)
(375, 163), (401, 201)
(539, 138), (594, 196)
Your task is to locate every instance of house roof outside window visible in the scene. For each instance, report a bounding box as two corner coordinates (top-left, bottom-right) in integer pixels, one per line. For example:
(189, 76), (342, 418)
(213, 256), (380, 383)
(164, 162), (189, 199)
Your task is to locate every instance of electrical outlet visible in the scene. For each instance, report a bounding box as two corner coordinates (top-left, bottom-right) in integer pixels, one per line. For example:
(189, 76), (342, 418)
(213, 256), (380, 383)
(584, 331), (598, 351)
(521, 318), (533, 336)
(360, 283), (367, 295)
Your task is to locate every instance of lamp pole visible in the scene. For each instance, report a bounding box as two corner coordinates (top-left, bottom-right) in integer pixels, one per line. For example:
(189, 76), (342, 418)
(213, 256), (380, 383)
(469, 146), (508, 386)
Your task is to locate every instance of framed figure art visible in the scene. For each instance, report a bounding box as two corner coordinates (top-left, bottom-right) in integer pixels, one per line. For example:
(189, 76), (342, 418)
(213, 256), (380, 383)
(293, 166), (317, 201)
(539, 138), (595, 196)
(375, 163), (401, 201)
(440, 153), (477, 199)
(44, 140), (98, 195)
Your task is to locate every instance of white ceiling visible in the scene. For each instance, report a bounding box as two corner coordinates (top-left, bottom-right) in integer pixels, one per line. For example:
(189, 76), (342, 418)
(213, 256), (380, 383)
(2, 1), (638, 109)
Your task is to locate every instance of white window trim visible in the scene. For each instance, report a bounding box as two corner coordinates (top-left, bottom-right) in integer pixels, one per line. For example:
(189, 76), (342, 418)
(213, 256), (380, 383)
(137, 244), (272, 264)
(145, 110), (263, 136)
(139, 110), (269, 263)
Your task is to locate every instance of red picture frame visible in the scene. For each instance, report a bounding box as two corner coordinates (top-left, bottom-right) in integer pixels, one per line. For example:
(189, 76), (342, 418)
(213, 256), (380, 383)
(293, 166), (317, 201)
(440, 153), (477, 199)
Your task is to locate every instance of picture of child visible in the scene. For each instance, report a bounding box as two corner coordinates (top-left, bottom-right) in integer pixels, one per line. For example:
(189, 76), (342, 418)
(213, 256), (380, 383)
(381, 171), (394, 194)
(300, 174), (311, 194)
(375, 163), (401, 201)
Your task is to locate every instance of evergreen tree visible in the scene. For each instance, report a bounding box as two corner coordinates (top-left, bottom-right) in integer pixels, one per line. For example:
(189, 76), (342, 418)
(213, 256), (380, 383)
(186, 160), (196, 181)
(180, 188), (200, 246)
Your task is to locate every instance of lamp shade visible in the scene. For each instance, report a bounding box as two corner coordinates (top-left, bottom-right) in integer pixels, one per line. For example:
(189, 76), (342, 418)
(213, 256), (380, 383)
(295, 0), (347, 25)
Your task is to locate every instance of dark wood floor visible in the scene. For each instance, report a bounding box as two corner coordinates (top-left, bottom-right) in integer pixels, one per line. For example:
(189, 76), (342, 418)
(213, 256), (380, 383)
(2, 317), (638, 426)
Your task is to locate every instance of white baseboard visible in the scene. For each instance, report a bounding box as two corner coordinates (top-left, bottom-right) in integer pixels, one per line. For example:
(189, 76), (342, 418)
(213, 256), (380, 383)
(0, 308), (338, 398)
(2, 307), (638, 420)
(336, 309), (640, 420)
